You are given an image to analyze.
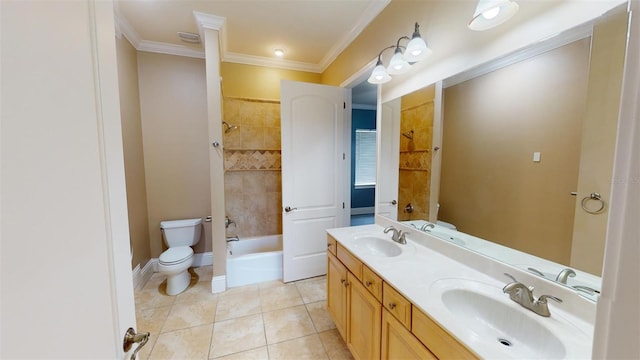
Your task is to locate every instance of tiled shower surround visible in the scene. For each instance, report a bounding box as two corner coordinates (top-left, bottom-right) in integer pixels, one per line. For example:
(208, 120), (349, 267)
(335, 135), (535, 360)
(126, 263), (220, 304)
(398, 99), (434, 221)
(223, 98), (282, 238)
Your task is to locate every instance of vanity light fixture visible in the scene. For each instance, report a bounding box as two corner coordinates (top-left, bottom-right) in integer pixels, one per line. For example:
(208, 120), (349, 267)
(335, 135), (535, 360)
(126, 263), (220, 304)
(367, 22), (431, 84)
(468, 0), (519, 31)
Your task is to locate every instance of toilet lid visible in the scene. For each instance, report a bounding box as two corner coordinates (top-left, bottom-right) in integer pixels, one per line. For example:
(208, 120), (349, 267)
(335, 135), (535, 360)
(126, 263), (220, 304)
(159, 246), (193, 265)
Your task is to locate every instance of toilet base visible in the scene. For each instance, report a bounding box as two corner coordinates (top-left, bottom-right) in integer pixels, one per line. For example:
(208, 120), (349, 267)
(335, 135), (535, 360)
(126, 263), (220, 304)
(165, 269), (191, 296)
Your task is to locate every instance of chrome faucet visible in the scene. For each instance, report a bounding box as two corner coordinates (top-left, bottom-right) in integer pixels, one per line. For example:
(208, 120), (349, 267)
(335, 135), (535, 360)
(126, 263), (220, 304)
(226, 235), (239, 242)
(420, 223), (436, 231)
(383, 226), (407, 244)
(555, 268), (576, 284)
(502, 273), (562, 317)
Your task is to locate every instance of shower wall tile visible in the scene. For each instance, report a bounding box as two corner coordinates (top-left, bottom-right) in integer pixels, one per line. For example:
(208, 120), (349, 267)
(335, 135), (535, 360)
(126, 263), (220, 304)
(398, 98), (433, 221)
(222, 97), (283, 238)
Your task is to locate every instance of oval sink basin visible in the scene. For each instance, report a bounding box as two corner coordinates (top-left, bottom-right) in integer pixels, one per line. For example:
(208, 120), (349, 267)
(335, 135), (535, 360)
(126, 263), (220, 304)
(442, 288), (565, 359)
(351, 236), (402, 257)
(429, 279), (590, 359)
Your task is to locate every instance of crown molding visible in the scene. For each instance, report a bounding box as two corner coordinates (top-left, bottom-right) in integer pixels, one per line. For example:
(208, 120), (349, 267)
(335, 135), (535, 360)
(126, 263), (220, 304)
(319, 0), (391, 72)
(114, 10), (141, 48)
(137, 40), (205, 59)
(117, 5), (389, 73)
(193, 11), (227, 52)
(443, 22), (593, 88)
(223, 52), (323, 73)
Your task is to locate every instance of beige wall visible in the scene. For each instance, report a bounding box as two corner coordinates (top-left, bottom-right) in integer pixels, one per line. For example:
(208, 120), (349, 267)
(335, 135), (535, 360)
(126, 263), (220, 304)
(440, 39), (590, 265)
(222, 62), (321, 101)
(570, 11), (627, 275)
(398, 86), (435, 221)
(137, 52), (212, 258)
(115, 35), (151, 269)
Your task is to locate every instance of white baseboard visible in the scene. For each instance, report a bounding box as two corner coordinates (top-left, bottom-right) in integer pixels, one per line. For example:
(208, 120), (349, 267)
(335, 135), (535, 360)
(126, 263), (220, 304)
(132, 259), (156, 290)
(134, 252), (214, 290)
(193, 251), (213, 267)
(351, 207), (375, 215)
(211, 275), (226, 293)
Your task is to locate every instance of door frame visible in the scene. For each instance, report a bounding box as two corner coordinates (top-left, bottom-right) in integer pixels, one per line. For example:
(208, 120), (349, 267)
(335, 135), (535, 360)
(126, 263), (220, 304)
(341, 60), (379, 224)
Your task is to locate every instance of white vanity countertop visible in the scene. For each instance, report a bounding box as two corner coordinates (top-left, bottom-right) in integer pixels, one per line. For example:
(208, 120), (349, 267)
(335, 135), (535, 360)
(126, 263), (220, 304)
(327, 224), (594, 359)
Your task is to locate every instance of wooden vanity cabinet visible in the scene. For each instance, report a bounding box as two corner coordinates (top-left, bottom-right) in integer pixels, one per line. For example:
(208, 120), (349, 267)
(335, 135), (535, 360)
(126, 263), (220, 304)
(327, 234), (477, 360)
(346, 271), (381, 360)
(327, 252), (348, 339)
(382, 309), (436, 360)
(412, 307), (478, 359)
(327, 235), (337, 255)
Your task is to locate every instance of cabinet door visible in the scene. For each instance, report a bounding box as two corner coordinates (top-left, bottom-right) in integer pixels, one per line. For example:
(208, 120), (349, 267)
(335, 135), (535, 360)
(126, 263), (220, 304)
(382, 309), (436, 360)
(347, 272), (381, 360)
(327, 253), (348, 339)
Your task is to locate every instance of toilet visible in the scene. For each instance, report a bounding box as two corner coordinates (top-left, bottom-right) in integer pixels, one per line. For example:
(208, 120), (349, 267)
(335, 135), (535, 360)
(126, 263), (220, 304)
(158, 218), (202, 295)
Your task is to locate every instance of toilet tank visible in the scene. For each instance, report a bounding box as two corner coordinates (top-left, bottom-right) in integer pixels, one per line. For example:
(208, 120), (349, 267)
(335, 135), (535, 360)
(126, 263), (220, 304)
(160, 218), (202, 247)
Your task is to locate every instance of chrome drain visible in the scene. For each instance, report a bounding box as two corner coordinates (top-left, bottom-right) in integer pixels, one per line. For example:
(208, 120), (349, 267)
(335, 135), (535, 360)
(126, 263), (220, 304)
(498, 338), (512, 347)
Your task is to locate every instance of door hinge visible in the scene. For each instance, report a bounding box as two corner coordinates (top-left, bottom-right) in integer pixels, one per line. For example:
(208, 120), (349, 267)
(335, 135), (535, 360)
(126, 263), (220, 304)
(343, 102), (346, 109)
(342, 153), (346, 160)
(342, 202), (345, 209)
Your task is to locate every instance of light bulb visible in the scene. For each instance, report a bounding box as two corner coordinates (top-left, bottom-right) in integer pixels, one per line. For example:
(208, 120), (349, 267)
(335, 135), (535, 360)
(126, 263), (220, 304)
(482, 6), (500, 20)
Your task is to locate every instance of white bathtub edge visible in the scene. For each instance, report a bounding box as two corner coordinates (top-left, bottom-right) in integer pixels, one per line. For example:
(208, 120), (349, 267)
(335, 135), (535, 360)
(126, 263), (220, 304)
(212, 275), (226, 293)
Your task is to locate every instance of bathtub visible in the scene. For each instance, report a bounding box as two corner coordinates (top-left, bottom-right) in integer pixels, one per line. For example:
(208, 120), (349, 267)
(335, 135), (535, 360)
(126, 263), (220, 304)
(226, 235), (283, 288)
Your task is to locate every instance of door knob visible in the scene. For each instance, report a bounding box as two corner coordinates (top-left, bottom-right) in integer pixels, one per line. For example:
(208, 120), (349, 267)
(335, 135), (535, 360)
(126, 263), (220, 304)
(284, 206), (297, 213)
(212, 141), (220, 148)
(123, 328), (149, 360)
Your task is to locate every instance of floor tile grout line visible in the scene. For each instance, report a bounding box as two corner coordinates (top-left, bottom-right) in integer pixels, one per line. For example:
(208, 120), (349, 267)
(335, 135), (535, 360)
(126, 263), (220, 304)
(136, 270), (341, 359)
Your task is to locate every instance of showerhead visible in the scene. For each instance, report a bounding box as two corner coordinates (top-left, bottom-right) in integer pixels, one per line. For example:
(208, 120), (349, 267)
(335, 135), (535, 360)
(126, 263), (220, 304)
(222, 121), (239, 133)
(402, 130), (414, 140)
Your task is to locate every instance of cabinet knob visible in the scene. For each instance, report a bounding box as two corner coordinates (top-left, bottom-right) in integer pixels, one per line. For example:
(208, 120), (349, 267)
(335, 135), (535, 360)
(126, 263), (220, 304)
(365, 281), (372, 287)
(327, 243), (333, 248)
(388, 303), (396, 310)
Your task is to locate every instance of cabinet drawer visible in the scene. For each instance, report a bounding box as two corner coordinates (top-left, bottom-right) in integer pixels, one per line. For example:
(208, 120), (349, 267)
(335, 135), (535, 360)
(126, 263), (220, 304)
(362, 266), (382, 301)
(327, 235), (337, 256)
(412, 307), (478, 359)
(382, 282), (412, 328)
(337, 244), (362, 281)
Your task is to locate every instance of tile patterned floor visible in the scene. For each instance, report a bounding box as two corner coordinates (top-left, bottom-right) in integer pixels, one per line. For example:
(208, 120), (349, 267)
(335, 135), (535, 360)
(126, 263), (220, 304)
(134, 266), (353, 360)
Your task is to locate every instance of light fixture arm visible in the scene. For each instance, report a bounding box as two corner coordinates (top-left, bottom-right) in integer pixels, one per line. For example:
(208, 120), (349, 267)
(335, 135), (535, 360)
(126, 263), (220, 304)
(367, 22), (431, 84)
(376, 45), (398, 64)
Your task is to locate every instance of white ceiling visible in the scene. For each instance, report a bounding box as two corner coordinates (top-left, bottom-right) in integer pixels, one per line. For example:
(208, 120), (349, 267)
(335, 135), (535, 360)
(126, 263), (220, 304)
(115, 0), (390, 73)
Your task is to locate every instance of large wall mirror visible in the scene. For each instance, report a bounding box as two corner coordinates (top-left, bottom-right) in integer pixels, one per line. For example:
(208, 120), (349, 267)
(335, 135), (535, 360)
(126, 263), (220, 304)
(376, 5), (628, 301)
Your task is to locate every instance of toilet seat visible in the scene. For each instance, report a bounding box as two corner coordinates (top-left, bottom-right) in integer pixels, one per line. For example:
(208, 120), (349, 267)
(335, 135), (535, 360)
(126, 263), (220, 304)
(159, 246), (193, 265)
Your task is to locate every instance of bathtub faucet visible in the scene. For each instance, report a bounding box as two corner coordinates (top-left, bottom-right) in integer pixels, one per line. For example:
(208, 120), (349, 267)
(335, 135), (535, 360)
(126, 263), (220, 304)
(226, 235), (240, 242)
(225, 216), (236, 229)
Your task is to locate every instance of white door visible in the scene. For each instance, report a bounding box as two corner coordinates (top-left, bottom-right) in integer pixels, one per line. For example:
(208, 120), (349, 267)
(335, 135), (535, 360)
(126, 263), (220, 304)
(1, 1), (139, 358)
(281, 80), (347, 282)
(376, 96), (400, 220)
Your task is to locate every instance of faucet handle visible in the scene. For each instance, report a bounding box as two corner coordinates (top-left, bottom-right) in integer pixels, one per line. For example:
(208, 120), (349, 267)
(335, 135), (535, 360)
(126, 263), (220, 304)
(504, 273), (518, 283)
(538, 295), (562, 304)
